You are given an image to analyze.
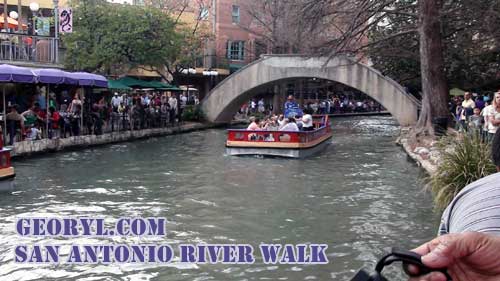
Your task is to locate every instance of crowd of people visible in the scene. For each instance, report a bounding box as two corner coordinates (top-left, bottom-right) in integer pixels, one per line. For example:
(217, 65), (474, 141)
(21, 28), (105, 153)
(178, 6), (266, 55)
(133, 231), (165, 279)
(246, 114), (315, 132)
(450, 91), (500, 141)
(240, 94), (384, 117)
(4, 90), (198, 146)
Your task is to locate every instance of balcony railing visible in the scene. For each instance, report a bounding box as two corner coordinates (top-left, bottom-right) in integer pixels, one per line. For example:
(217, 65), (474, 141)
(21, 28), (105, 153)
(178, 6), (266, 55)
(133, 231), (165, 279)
(0, 33), (59, 64)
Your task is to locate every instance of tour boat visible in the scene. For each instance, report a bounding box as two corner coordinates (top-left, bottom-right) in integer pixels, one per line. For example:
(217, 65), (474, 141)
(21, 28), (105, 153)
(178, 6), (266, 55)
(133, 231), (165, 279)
(0, 133), (15, 192)
(226, 115), (333, 158)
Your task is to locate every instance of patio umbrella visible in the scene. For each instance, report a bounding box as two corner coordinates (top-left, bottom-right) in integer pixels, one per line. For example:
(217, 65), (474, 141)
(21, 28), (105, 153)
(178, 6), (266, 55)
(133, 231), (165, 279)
(0, 64), (37, 83)
(32, 68), (78, 85)
(0, 15), (28, 30)
(68, 72), (108, 88)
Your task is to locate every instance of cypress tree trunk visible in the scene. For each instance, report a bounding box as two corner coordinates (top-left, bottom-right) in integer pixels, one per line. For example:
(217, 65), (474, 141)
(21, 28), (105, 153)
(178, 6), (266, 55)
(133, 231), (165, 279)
(416, 0), (449, 134)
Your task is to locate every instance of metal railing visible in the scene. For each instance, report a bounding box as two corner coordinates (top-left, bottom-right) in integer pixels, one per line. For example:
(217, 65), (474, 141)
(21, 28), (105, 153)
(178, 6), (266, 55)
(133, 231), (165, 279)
(0, 33), (59, 64)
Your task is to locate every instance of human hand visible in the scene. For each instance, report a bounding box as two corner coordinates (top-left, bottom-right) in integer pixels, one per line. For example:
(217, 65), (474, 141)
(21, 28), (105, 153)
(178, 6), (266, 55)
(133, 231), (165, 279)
(408, 232), (500, 281)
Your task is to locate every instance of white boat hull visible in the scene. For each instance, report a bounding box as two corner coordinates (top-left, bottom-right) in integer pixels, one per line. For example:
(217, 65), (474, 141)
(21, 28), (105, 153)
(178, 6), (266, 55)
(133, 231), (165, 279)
(226, 136), (332, 158)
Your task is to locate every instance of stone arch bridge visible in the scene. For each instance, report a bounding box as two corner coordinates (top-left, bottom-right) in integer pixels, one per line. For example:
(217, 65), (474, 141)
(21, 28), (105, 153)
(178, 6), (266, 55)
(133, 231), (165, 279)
(201, 55), (420, 126)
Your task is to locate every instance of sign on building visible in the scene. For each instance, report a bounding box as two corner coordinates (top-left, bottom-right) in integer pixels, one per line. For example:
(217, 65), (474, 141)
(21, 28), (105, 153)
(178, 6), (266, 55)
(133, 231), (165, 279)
(36, 17), (50, 36)
(59, 8), (73, 33)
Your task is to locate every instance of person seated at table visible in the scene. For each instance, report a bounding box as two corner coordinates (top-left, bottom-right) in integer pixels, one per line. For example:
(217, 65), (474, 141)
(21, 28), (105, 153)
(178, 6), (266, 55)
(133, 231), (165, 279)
(6, 105), (25, 145)
(25, 124), (41, 141)
(22, 103), (43, 127)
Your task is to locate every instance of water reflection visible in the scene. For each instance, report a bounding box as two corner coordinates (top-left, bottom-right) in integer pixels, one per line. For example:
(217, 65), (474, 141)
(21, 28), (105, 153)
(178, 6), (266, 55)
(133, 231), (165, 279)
(0, 116), (438, 280)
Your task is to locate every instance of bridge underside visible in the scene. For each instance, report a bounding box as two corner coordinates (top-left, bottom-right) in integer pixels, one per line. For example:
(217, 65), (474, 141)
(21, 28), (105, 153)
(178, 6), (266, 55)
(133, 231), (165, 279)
(201, 56), (419, 126)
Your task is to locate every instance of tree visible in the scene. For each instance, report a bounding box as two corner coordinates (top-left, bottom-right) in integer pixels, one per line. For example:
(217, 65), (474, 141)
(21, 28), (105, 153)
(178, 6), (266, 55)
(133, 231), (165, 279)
(369, 0), (500, 92)
(293, 0), (500, 134)
(62, 0), (201, 82)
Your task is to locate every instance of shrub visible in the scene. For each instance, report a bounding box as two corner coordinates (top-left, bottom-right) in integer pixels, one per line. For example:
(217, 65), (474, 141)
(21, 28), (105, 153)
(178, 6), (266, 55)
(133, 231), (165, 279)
(427, 132), (497, 211)
(182, 105), (204, 122)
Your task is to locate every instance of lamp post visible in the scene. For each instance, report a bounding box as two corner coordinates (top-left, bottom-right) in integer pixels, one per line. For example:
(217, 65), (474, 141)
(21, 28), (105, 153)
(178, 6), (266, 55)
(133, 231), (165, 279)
(181, 67), (196, 98)
(29, 2), (39, 35)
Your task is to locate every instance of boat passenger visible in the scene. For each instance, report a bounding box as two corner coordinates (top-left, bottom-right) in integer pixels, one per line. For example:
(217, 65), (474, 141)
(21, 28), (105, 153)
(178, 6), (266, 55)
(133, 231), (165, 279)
(295, 115), (304, 131)
(277, 114), (285, 128)
(264, 116), (279, 131)
(301, 114), (314, 131)
(280, 117), (299, 132)
(247, 117), (261, 130)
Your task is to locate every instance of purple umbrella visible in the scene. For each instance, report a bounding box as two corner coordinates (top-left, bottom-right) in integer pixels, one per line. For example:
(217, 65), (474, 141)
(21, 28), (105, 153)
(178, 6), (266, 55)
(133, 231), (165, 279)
(32, 68), (78, 85)
(0, 64), (37, 83)
(68, 72), (108, 88)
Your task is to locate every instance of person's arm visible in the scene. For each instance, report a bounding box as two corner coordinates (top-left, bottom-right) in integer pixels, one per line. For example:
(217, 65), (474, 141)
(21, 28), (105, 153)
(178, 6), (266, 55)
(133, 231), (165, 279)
(491, 116), (500, 126)
(408, 232), (500, 281)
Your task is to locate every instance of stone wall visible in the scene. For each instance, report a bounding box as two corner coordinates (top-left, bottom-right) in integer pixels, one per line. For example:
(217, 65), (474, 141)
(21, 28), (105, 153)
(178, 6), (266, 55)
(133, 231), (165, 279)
(11, 123), (214, 158)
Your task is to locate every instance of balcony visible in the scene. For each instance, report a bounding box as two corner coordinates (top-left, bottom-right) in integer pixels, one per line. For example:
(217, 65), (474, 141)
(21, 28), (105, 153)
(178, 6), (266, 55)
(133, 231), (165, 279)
(0, 33), (61, 68)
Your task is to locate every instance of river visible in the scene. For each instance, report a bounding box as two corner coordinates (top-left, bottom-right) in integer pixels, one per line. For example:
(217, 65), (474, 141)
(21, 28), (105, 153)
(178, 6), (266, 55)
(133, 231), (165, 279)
(0, 116), (438, 281)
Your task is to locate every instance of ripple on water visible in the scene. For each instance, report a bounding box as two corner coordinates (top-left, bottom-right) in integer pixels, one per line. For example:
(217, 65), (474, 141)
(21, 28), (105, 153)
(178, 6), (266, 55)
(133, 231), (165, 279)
(0, 116), (437, 281)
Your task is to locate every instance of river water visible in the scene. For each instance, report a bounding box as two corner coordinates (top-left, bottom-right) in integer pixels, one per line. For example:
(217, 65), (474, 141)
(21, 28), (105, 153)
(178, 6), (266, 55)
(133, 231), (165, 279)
(0, 116), (438, 281)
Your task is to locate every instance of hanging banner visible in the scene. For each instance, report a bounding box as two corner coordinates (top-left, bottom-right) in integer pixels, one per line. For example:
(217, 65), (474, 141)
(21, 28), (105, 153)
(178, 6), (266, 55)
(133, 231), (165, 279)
(36, 17), (50, 36)
(59, 8), (73, 33)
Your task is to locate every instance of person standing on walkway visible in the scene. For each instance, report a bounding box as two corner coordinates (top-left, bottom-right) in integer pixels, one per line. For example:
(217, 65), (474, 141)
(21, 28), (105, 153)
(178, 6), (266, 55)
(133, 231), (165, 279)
(6, 105), (25, 145)
(460, 92), (475, 130)
(486, 91), (500, 141)
(179, 93), (187, 122)
(168, 92), (178, 125)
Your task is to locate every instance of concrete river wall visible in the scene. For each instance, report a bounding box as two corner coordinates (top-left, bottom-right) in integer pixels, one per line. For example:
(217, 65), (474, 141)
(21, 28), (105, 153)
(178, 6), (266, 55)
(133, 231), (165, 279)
(10, 122), (214, 158)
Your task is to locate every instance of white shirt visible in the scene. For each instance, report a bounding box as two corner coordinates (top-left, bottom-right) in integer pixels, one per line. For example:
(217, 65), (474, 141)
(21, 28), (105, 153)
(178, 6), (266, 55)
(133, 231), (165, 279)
(482, 105), (494, 130)
(280, 123), (299, 132)
(461, 99), (475, 120)
(168, 97), (178, 111)
(111, 96), (122, 107)
(180, 96), (187, 108)
(487, 106), (500, 134)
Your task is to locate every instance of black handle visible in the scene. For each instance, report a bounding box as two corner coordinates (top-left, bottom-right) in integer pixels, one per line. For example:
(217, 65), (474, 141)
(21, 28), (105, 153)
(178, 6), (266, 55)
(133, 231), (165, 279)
(391, 248), (451, 280)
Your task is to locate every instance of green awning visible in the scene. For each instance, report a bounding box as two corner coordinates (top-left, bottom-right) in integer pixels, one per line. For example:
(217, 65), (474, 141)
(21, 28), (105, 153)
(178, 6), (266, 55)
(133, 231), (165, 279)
(116, 77), (180, 90)
(450, 88), (466, 96)
(108, 79), (132, 90)
(116, 76), (151, 88)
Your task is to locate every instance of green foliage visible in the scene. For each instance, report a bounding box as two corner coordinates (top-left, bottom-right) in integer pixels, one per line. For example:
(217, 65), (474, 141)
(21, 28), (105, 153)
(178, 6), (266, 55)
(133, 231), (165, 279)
(427, 133), (497, 211)
(368, 0), (500, 92)
(182, 105), (204, 122)
(62, 0), (184, 74)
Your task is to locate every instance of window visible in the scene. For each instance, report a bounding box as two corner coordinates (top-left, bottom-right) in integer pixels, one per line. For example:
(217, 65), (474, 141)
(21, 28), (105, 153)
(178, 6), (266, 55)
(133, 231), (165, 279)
(199, 7), (209, 20)
(232, 5), (240, 24)
(226, 41), (245, 61)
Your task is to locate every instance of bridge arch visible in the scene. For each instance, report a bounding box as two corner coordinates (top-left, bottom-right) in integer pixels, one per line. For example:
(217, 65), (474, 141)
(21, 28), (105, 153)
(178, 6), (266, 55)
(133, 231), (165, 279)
(201, 55), (420, 126)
